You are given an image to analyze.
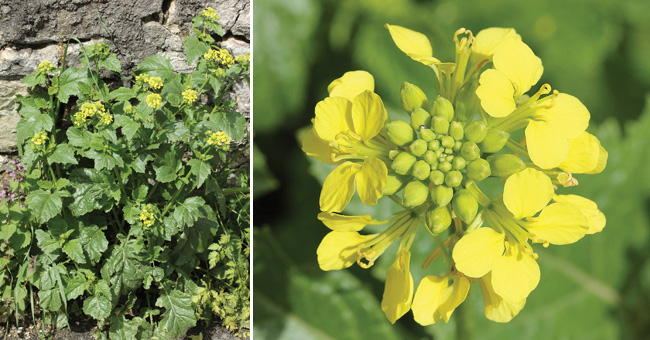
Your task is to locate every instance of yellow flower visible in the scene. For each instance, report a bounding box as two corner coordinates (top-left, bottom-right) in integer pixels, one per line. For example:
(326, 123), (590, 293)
(204, 49), (235, 68)
(382, 249), (414, 324)
(385, 24), (442, 66)
(139, 204), (155, 227)
(471, 27), (521, 64)
(452, 168), (593, 302)
(479, 272), (526, 323)
(147, 76), (164, 90)
(411, 274), (470, 325)
(200, 7), (219, 21)
(37, 60), (54, 73)
(146, 93), (162, 109)
(319, 158), (387, 213)
(182, 88), (198, 103)
(31, 131), (48, 146)
(207, 131), (231, 147)
(135, 73), (150, 85)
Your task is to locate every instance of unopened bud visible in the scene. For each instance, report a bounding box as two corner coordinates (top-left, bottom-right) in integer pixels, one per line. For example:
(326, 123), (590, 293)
(431, 185), (453, 206)
(441, 136), (455, 148)
(464, 121), (488, 143)
(391, 152), (417, 175)
(432, 116), (450, 134)
(452, 189), (478, 223)
(486, 154), (526, 177)
(401, 82), (428, 113)
(411, 108), (431, 130)
(460, 141), (480, 160)
(452, 156), (466, 170)
(426, 206), (452, 234)
(429, 170), (445, 185)
(412, 160), (431, 180)
(389, 150), (400, 160)
(423, 150), (438, 166)
(466, 158), (491, 181)
(387, 121), (415, 146)
(445, 170), (463, 187)
(383, 173), (408, 195)
(450, 121), (464, 141)
(480, 128), (510, 153)
(403, 180), (429, 207)
(409, 139), (428, 157)
(431, 95), (454, 121)
(419, 128), (436, 141)
(429, 140), (441, 150)
(439, 161), (452, 173)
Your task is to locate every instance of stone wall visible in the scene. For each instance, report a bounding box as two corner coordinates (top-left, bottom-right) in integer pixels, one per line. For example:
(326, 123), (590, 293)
(0, 0), (250, 171)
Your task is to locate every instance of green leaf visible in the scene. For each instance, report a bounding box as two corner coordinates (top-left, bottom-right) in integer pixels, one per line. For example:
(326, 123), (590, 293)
(135, 55), (175, 81)
(154, 289), (197, 340)
(188, 159), (211, 188)
(39, 288), (62, 312)
(66, 127), (93, 148)
(62, 239), (86, 264)
(57, 67), (92, 103)
(107, 87), (135, 102)
(83, 293), (112, 319)
(184, 36), (210, 65)
(79, 225), (109, 264)
(153, 148), (182, 183)
(161, 77), (184, 107)
(16, 111), (53, 146)
(86, 150), (124, 171)
(109, 315), (141, 340)
(34, 229), (62, 258)
(132, 153), (154, 173)
(162, 121), (190, 142)
(114, 114), (140, 140)
(173, 196), (206, 227)
(99, 54), (122, 72)
(48, 144), (78, 165)
(21, 71), (47, 89)
(101, 237), (147, 294)
(64, 272), (88, 300)
(68, 168), (112, 216)
(26, 189), (64, 224)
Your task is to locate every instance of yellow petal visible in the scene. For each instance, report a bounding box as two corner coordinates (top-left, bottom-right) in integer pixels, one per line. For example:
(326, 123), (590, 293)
(491, 244), (540, 302)
(317, 231), (372, 270)
(479, 273), (526, 323)
(476, 69), (517, 118)
(411, 275), (447, 326)
(381, 249), (414, 324)
(559, 131), (600, 173)
(328, 70), (375, 102)
(436, 276), (470, 323)
(535, 93), (590, 139)
(313, 97), (353, 142)
(356, 158), (388, 206)
(319, 162), (361, 212)
(452, 227), (505, 278)
(587, 144), (608, 174)
(385, 24), (441, 66)
(351, 91), (387, 141)
(503, 168), (554, 219)
(317, 211), (382, 232)
(473, 28), (521, 61)
(301, 128), (339, 165)
(525, 120), (569, 169)
(553, 194), (606, 234)
(525, 203), (589, 245)
(493, 39), (543, 98)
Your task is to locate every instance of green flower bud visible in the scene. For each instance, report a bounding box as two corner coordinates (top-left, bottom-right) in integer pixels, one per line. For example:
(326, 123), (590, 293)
(387, 121), (415, 146)
(452, 156), (466, 170)
(439, 161), (452, 173)
(410, 139), (428, 157)
(431, 95), (454, 121)
(432, 116), (450, 134)
(453, 141), (462, 151)
(466, 158), (491, 182)
(403, 180), (429, 207)
(411, 108), (432, 130)
(383, 173), (408, 195)
(431, 185), (453, 206)
(429, 140), (441, 150)
(401, 82), (428, 113)
(460, 141), (480, 160)
(444, 148), (453, 154)
(464, 121), (488, 143)
(391, 152), (417, 175)
(449, 121), (464, 141)
(429, 170), (445, 185)
(445, 155), (455, 162)
(426, 206), (452, 234)
(419, 128), (437, 142)
(452, 189), (478, 223)
(445, 170), (463, 187)
(480, 128), (510, 153)
(389, 150), (400, 160)
(423, 150), (438, 166)
(487, 154), (526, 177)
(412, 160), (431, 180)
(441, 136), (455, 148)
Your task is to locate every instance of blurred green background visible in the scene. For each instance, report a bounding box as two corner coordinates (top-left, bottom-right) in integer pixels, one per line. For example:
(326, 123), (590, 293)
(252, 0), (650, 339)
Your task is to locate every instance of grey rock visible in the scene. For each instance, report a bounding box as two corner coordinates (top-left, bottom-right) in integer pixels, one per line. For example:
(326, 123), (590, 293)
(0, 80), (27, 152)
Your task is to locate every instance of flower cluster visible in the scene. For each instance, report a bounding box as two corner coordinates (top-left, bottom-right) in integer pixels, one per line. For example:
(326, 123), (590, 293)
(73, 101), (112, 127)
(37, 60), (54, 74)
(146, 93), (162, 109)
(207, 130), (231, 150)
(200, 6), (219, 21)
(302, 24), (607, 324)
(30, 130), (49, 151)
(139, 204), (156, 227)
(182, 88), (198, 104)
(204, 48), (235, 68)
(136, 73), (164, 90)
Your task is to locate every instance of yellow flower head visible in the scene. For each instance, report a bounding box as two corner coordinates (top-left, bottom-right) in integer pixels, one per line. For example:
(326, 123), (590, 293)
(182, 88), (198, 104)
(204, 49), (235, 68)
(146, 76), (164, 90)
(200, 7), (219, 21)
(146, 93), (162, 109)
(139, 204), (156, 227)
(207, 131), (231, 149)
(31, 131), (48, 146)
(37, 60), (54, 73)
(135, 73), (150, 86)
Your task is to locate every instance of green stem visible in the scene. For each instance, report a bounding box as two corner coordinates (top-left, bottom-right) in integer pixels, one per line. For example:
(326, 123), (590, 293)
(161, 169), (193, 216)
